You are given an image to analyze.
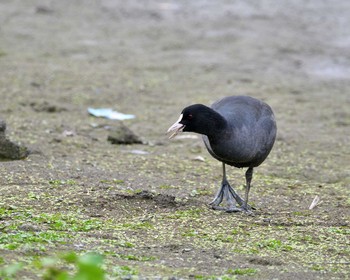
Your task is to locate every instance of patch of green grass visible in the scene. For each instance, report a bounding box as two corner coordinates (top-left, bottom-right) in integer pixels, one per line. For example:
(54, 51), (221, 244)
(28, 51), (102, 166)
(118, 241), (135, 248)
(311, 264), (326, 271)
(230, 228), (247, 235)
(0, 231), (68, 250)
(119, 221), (154, 230)
(288, 234), (320, 245)
(159, 184), (178, 189)
(113, 265), (138, 277)
(292, 211), (310, 217)
(214, 234), (236, 243)
(37, 252), (105, 280)
(2, 209), (105, 232)
(0, 262), (23, 279)
(32, 213), (103, 232)
(345, 197), (350, 206)
(255, 239), (293, 251)
(95, 239), (136, 249)
(227, 267), (257, 276)
(166, 208), (202, 219)
(327, 227), (350, 235)
(125, 188), (144, 195)
(194, 274), (237, 280)
(193, 275), (215, 280)
(114, 253), (156, 262)
(0, 252), (108, 280)
(190, 188), (212, 197)
(49, 179), (77, 186)
(182, 229), (199, 237)
(0, 206), (11, 216)
(27, 192), (40, 200)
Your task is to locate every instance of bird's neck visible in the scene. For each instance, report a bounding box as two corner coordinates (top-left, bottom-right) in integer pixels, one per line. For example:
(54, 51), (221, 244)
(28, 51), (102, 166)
(199, 107), (227, 138)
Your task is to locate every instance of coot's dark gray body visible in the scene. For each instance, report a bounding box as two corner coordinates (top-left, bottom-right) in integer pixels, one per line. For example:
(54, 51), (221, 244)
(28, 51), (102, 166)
(203, 96), (276, 169)
(167, 95), (276, 213)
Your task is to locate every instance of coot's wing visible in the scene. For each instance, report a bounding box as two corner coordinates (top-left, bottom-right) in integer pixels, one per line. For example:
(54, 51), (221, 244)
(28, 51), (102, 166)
(205, 96), (276, 167)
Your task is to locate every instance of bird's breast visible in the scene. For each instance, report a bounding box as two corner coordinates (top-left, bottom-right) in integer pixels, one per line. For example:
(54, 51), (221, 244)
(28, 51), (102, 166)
(202, 133), (256, 166)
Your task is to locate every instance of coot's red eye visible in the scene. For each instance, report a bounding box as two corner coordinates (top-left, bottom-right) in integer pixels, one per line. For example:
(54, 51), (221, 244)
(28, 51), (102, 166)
(188, 114), (193, 120)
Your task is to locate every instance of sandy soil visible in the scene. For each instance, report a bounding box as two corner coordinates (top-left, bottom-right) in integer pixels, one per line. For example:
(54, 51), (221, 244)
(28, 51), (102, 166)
(0, 0), (349, 279)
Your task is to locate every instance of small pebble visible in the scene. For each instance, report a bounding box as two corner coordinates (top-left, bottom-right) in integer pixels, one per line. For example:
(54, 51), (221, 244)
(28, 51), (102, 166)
(130, 149), (149, 155)
(193, 156), (205, 162)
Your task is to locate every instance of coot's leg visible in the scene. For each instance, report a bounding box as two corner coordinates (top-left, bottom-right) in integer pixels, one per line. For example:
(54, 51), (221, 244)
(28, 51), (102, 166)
(243, 167), (253, 211)
(209, 183), (224, 207)
(209, 163), (227, 207)
(210, 163), (244, 212)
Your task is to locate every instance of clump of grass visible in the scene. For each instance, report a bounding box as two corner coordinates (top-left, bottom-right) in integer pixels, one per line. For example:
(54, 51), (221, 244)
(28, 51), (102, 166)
(114, 253), (156, 262)
(32, 213), (103, 232)
(159, 184), (176, 189)
(113, 265), (138, 278)
(0, 252), (106, 280)
(255, 239), (293, 251)
(189, 188), (212, 197)
(311, 264), (326, 271)
(0, 262), (23, 279)
(327, 227), (350, 235)
(49, 179), (77, 186)
(166, 208), (203, 219)
(227, 267), (257, 276)
(119, 221), (154, 230)
(0, 231), (68, 251)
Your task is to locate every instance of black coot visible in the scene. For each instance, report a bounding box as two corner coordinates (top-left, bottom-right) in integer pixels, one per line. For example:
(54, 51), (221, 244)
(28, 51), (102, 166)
(167, 95), (277, 213)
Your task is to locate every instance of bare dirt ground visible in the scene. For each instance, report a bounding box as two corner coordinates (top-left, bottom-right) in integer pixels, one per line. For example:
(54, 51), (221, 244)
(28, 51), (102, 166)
(0, 0), (349, 279)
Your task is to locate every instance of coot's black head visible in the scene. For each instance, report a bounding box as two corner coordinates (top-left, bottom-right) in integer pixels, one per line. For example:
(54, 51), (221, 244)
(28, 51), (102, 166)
(167, 104), (226, 139)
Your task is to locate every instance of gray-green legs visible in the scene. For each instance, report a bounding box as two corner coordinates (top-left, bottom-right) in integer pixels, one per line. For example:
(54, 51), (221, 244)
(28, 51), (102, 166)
(209, 163), (254, 214)
(243, 167), (253, 211)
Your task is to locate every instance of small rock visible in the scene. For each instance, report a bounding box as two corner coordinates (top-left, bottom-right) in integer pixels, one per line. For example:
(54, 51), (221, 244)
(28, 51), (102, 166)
(30, 101), (67, 113)
(0, 120), (29, 159)
(73, 243), (85, 250)
(62, 130), (76, 137)
(193, 156), (205, 162)
(129, 149), (149, 155)
(0, 120), (6, 132)
(35, 5), (54, 14)
(107, 123), (143, 145)
(30, 81), (41, 87)
(136, 190), (154, 199)
(18, 224), (41, 232)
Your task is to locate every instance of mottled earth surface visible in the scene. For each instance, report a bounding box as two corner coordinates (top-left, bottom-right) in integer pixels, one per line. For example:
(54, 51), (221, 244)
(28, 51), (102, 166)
(0, 0), (349, 279)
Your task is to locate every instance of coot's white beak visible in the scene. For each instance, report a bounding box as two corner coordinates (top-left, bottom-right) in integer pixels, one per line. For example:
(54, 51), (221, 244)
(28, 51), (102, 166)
(167, 114), (185, 139)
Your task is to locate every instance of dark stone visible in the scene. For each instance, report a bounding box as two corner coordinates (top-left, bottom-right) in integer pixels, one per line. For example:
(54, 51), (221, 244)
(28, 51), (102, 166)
(0, 120), (6, 132)
(248, 257), (283, 266)
(35, 6), (54, 14)
(0, 119), (29, 160)
(107, 123), (142, 145)
(30, 101), (67, 113)
(18, 224), (41, 232)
